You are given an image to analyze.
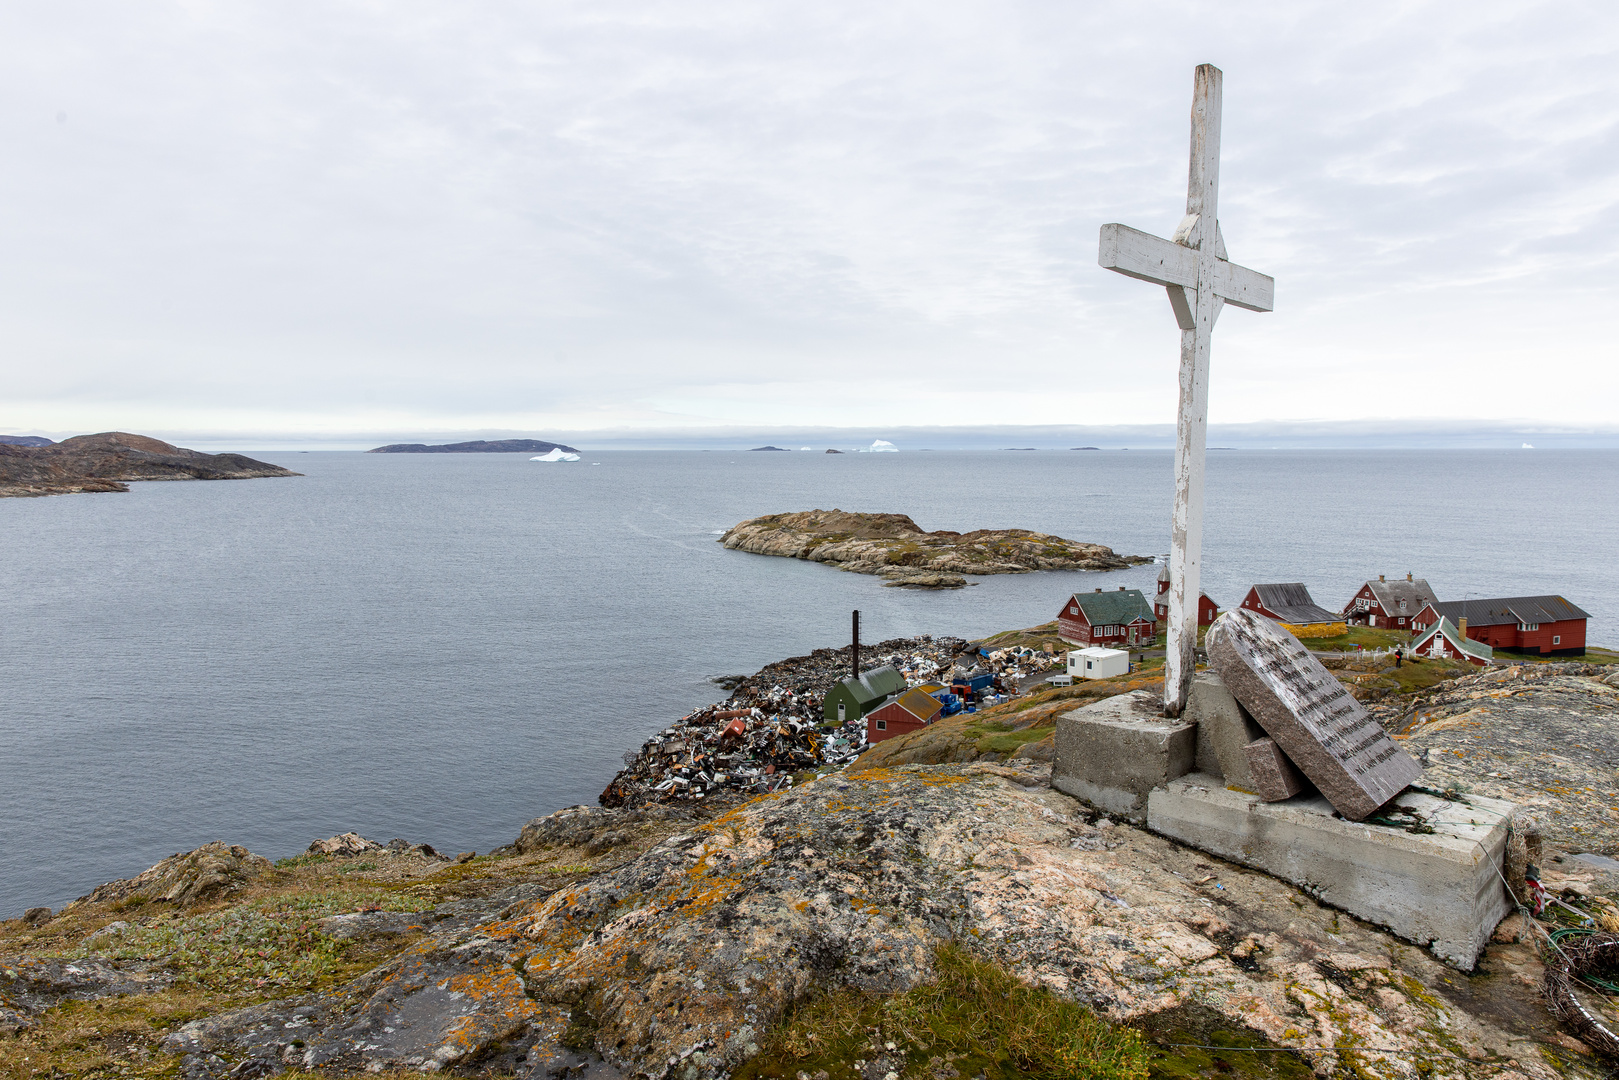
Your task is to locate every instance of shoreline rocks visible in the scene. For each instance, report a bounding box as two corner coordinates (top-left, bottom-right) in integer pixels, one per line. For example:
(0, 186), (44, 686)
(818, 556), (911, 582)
(65, 842), (274, 909)
(720, 509), (1150, 577)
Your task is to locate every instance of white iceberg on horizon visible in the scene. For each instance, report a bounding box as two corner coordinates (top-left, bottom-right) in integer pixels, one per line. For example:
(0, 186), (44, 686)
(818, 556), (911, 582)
(530, 448), (581, 461)
(867, 439), (898, 452)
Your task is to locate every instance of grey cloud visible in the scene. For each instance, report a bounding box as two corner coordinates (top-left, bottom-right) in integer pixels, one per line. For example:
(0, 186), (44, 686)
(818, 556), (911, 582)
(1, 1), (1615, 437)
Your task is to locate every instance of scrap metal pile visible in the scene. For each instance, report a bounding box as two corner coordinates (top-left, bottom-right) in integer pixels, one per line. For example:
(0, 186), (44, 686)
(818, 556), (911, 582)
(954, 644), (1062, 694)
(598, 636), (965, 808)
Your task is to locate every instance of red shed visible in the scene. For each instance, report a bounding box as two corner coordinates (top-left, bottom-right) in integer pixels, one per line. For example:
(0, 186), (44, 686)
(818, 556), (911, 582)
(1056, 587), (1157, 647)
(1411, 596), (1588, 656)
(866, 688), (945, 743)
(1153, 565), (1219, 625)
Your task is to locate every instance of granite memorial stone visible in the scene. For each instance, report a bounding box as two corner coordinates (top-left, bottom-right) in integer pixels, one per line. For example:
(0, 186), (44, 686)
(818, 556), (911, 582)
(1206, 608), (1421, 820)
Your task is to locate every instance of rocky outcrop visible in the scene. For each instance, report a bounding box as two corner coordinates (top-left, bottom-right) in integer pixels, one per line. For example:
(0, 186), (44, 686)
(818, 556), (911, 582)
(368, 439), (580, 454)
(1, 956), (176, 1035)
(1398, 663), (1619, 855)
(720, 510), (1148, 577)
(0, 432), (299, 498)
(68, 842), (274, 908)
(160, 763), (1570, 1078)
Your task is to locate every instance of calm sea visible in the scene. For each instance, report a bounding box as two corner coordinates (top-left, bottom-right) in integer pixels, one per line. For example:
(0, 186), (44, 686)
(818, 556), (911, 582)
(2, 449), (1614, 917)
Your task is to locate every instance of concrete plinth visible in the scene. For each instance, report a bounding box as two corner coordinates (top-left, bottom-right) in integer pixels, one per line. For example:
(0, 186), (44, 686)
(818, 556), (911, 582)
(1147, 773), (1514, 969)
(1187, 672), (1267, 790)
(1052, 691), (1194, 822)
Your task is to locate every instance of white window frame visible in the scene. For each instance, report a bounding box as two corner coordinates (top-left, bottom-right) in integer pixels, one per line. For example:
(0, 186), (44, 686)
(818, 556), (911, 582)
(1553, 635), (1561, 645)
(875, 718), (887, 731)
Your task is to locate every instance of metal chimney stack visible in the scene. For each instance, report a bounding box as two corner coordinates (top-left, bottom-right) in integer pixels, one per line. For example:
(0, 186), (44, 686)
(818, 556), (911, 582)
(852, 609), (861, 679)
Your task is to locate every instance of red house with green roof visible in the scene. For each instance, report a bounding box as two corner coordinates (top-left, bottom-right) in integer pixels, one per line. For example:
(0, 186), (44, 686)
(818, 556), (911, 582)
(1057, 587), (1157, 647)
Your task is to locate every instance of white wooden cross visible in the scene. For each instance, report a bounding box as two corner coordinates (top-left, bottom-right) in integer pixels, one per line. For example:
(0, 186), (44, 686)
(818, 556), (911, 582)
(1098, 64), (1274, 717)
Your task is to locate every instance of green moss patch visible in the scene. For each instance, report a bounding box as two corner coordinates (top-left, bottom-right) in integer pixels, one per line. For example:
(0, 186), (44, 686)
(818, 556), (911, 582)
(735, 944), (1148, 1080)
(1137, 1003), (1315, 1080)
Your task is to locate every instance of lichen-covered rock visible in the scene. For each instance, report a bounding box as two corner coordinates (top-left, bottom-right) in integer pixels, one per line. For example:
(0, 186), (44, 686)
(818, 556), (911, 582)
(1399, 664), (1619, 855)
(508, 804), (682, 855)
(0, 956), (176, 1029)
(720, 510), (1149, 576)
(71, 842), (273, 907)
(169, 763), (1569, 1078)
(306, 832), (385, 858)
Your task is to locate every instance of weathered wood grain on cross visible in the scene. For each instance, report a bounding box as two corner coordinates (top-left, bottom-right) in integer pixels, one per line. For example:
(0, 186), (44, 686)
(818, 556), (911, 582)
(1098, 64), (1274, 717)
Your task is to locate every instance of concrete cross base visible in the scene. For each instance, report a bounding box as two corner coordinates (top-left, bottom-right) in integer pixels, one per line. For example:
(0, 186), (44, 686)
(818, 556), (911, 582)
(1147, 774), (1515, 969)
(1052, 691), (1195, 823)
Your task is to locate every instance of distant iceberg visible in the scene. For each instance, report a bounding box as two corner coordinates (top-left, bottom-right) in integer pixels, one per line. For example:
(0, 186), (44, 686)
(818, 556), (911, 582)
(530, 448), (581, 462)
(866, 439), (898, 453)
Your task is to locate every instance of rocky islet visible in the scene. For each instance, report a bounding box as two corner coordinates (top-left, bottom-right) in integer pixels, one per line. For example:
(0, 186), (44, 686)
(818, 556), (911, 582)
(719, 510), (1150, 584)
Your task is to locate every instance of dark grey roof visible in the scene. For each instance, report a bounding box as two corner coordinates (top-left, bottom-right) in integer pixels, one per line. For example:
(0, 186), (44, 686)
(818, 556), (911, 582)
(1250, 583), (1340, 625)
(1427, 596), (1590, 627)
(1355, 577), (1437, 618)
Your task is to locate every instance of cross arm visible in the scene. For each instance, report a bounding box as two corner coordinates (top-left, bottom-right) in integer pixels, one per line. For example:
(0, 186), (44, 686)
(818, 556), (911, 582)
(1100, 222), (1274, 312)
(1213, 259), (1273, 312)
(1098, 223), (1196, 289)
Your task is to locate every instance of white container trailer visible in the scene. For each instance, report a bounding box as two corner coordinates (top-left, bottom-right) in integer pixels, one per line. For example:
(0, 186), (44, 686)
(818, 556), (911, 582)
(1068, 647), (1129, 680)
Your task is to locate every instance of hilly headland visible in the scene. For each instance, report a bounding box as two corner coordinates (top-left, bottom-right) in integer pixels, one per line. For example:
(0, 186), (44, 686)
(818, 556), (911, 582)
(720, 510), (1150, 588)
(0, 433), (299, 499)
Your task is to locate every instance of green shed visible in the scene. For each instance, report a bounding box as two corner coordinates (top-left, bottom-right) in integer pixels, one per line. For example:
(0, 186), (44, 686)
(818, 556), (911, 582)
(823, 665), (908, 724)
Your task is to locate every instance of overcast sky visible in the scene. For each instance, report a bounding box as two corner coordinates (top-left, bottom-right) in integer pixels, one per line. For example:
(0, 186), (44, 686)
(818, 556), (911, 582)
(3, 1), (1616, 444)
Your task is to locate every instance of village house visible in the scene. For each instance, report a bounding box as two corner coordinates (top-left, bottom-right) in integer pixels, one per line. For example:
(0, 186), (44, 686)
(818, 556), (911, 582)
(1238, 583), (1347, 637)
(865, 687), (945, 743)
(822, 665), (907, 724)
(1411, 596), (1589, 657)
(1152, 564), (1220, 625)
(1056, 587), (1157, 647)
(1342, 573), (1437, 630)
(1410, 617), (1493, 666)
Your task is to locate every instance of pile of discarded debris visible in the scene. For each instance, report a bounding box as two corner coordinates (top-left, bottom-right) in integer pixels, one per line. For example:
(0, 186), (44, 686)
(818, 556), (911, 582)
(598, 636), (966, 808)
(969, 644), (1060, 691)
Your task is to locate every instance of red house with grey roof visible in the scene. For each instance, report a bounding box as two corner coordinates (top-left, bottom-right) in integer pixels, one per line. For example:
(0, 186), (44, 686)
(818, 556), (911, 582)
(1411, 596), (1588, 657)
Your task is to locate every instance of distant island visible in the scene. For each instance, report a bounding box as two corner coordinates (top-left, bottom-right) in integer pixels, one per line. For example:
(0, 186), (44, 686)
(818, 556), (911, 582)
(0, 432), (299, 498)
(368, 439), (580, 454)
(720, 509), (1150, 584)
(748, 446), (790, 452)
(0, 435), (54, 447)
